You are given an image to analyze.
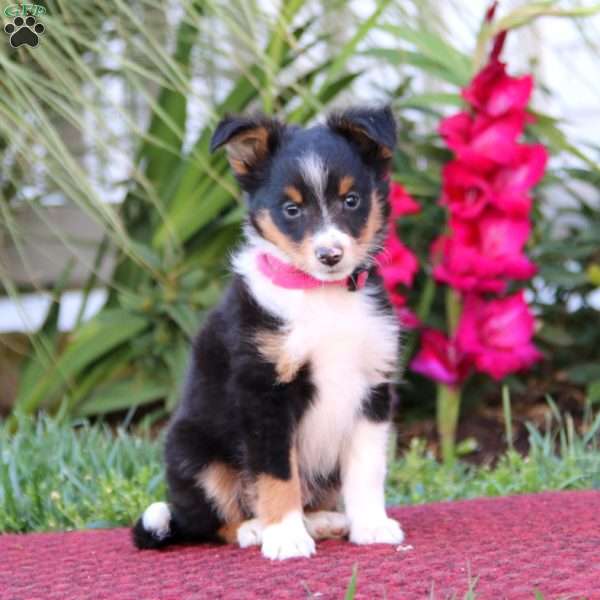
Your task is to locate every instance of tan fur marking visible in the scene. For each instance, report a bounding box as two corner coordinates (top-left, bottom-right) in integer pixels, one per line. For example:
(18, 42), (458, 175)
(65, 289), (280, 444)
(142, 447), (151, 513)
(226, 127), (269, 175)
(379, 146), (393, 159)
(342, 122), (392, 159)
(255, 210), (310, 265)
(256, 448), (302, 525)
(196, 463), (244, 523)
(359, 190), (384, 247)
(338, 175), (354, 196)
(255, 329), (301, 384)
(217, 521), (242, 544)
(229, 158), (248, 175)
(284, 185), (304, 205)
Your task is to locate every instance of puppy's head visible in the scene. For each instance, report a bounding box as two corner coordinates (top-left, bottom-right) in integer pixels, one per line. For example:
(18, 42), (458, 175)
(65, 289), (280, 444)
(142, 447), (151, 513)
(210, 107), (396, 280)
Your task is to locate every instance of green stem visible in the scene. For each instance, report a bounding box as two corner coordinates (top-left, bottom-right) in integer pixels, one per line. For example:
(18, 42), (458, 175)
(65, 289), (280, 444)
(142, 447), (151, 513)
(403, 276), (436, 361)
(437, 288), (463, 464)
(437, 383), (461, 465)
(446, 287), (462, 335)
(472, 21), (493, 72)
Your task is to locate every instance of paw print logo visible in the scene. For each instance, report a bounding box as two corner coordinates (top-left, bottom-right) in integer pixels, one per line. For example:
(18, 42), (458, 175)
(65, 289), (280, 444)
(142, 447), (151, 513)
(4, 15), (45, 48)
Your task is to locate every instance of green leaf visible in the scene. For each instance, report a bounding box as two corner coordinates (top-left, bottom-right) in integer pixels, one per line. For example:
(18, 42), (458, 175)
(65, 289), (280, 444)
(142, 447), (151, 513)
(127, 241), (163, 272)
(164, 303), (202, 337)
(344, 565), (358, 600)
(76, 377), (171, 417)
(364, 48), (468, 86)
(16, 310), (150, 414)
(155, 181), (234, 248)
(324, 0), (391, 86)
(141, 15), (199, 186)
(529, 112), (600, 172)
(494, 3), (600, 33)
(380, 24), (472, 84)
(587, 264), (600, 287)
(17, 261), (75, 406)
(587, 380), (600, 406)
(536, 325), (575, 347)
(396, 92), (464, 109)
(63, 344), (140, 413)
(567, 363), (600, 385)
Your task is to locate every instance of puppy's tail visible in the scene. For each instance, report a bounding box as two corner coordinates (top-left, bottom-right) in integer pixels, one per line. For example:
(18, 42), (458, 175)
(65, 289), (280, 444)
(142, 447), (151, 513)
(132, 502), (180, 550)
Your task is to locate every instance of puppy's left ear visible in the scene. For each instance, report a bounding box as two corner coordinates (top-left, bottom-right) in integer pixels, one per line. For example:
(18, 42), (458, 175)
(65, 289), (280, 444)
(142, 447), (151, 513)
(210, 114), (284, 192)
(327, 106), (396, 175)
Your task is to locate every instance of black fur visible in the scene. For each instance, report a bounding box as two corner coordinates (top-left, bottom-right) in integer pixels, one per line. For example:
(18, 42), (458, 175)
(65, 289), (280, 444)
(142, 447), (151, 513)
(327, 105), (396, 176)
(133, 106), (400, 550)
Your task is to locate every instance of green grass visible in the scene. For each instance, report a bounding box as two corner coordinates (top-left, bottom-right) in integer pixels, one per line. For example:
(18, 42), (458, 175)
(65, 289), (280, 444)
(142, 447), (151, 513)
(0, 415), (165, 533)
(1, 408), (599, 534)
(343, 565), (561, 600)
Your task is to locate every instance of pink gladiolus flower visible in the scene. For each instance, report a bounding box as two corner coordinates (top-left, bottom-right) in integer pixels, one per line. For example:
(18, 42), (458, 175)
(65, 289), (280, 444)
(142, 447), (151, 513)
(397, 307), (421, 330)
(390, 182), (421, 219)
(410, 329), (470, 385)
(439, 111), (528, 172)
(378, 230), (419, 307)
(462, 59), (533, 117)
(441, 161), (492, 219)
(491, 144), (547, 216)
(425, 38), (546, 386)
(432, 213), (537, 293)
(442, 144), (547, 219)
(456, 292), (542, 380)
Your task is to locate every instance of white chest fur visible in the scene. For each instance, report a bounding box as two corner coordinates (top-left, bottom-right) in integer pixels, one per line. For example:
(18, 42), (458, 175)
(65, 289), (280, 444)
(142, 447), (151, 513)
(234, 247), (400, 482)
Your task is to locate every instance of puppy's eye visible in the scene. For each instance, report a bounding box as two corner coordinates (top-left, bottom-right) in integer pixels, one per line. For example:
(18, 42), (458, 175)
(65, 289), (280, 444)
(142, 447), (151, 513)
(283, 202), (301, 219)
(343, 192), (361, 210)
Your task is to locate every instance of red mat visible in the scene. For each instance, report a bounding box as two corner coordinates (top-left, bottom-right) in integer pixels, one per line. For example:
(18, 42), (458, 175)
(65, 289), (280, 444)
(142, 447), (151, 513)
(1, 491), (599, 600)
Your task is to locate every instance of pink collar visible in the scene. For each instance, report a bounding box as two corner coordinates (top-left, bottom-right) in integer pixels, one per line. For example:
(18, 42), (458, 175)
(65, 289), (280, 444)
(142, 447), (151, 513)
(256, 252), (368, 291)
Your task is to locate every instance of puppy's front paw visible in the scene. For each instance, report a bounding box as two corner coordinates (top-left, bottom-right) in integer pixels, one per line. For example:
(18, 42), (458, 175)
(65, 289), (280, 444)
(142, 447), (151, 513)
(237, 518), (263, 548)
(349, 516), (405, 545)
(261, 514), (316, 560)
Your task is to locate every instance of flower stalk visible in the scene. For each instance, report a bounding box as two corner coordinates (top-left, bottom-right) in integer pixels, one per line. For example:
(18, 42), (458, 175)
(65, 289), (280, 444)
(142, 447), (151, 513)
(437, 287), (463, 462)
(437, 382), (461, 465)
(408, 3), (545, 463)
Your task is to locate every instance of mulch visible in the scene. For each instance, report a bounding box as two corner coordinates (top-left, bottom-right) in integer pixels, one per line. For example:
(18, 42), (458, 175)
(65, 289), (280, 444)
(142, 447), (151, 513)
(1, 490), (599, 600)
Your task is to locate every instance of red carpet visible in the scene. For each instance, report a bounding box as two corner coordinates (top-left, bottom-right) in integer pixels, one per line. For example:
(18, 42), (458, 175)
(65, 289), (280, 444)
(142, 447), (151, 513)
(1, 491), (599, 599)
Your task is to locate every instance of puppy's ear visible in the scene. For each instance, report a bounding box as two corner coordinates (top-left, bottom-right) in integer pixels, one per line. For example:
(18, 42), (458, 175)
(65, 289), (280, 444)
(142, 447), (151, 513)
(210, 114), (284, 191)
(327, 106), (396, 174)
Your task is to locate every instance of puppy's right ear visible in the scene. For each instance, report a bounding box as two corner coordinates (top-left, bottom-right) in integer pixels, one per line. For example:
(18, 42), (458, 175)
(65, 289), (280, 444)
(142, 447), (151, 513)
(210, 114), (284, 191)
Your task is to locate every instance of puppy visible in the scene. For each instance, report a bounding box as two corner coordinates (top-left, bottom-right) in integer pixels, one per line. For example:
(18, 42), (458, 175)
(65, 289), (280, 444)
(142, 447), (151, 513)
(133, 106), (405, 560)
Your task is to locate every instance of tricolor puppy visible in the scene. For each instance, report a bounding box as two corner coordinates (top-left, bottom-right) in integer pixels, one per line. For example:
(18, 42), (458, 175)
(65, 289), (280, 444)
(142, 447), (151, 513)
(133, 106), (405, 560)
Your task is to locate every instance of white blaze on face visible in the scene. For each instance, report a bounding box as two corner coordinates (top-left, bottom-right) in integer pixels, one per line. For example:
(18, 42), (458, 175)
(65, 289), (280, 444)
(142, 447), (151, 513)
(299, 152), (328, 220)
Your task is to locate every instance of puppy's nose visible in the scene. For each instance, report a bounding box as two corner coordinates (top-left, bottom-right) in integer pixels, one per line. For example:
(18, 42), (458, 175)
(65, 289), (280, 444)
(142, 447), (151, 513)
(315, 246), (343, 266)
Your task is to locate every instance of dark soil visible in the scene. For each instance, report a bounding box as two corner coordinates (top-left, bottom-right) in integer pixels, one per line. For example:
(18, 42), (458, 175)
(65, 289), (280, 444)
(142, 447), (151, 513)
(398, 372), (589, 465)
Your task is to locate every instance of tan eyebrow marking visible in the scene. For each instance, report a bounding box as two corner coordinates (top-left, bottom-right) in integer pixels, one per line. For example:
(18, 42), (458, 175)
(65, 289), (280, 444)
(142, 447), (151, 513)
(338, 175), (354, 196)
(284, 185), (304, 205)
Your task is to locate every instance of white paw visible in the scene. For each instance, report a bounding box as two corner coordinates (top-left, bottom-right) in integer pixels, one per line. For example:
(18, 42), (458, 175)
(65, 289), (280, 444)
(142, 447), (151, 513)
(304, 511), (349, 540)
(237, 518), (264, 548)
(261, 513), (316, 560)
(349, 516), (405, 545)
